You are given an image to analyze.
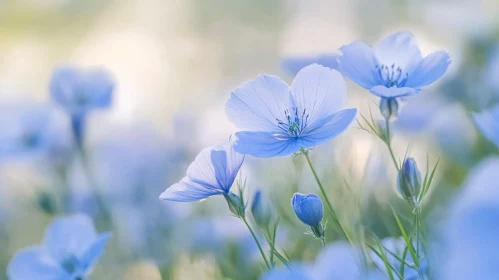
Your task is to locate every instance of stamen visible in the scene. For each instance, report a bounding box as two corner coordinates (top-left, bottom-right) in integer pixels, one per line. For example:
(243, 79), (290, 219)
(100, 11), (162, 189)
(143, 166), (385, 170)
(375, 63), (408, 88)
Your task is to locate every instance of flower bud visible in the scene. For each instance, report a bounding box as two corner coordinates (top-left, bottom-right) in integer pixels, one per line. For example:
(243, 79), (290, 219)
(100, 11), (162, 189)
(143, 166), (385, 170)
(379, 97), (399, 121)
(291, 193), (324, 238)
(224, 192), (246, 218)
(397, 158), (422, 202)
(251, 190), (273, 228)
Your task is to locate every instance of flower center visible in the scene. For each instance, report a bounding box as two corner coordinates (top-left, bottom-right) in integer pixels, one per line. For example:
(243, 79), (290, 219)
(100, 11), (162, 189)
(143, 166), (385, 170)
(375, 64), (408, 88)
(60, 255), (82, 276)
(276, 107), (309, 137)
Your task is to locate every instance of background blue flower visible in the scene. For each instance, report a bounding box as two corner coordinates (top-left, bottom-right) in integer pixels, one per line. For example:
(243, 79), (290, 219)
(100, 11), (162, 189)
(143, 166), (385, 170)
(282, 53), (339, 76)
(159, 142), (244, 202)
(473, 104), (499, 149)
(7, 214), (110, 280)
(225, 64), (356, 157)
(337, 31), (451, 98)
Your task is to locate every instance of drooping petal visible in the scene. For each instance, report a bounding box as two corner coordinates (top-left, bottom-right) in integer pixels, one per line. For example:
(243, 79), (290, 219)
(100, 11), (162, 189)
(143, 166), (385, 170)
(291, 64), (347, 125)
(405, 51), (451, 88)
(233, 131), (301, 157)
(159, 177), (224, 202)
(7, 246), (68, 280)
(79, 232), (111, 272)
(337, 41), (378, 89)
(473, 105), (499, 148)
(301, 108), (356, 147)
(43, 214), (98, 263)
(225, 74), (291, 132)
(373, 32), (422, 69)
(282, 54), (339, 75)
(369, 85), (420, 98)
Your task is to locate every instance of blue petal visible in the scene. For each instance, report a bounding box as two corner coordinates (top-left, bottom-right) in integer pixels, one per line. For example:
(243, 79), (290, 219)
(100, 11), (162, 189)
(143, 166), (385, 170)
(7, 246), (68, 280)
(373, 31), (422, 69)
(313, 242), (361, 280)
(261, 263), (313, 280)
(291, 64), (347, 125)
(369, 85), (420, 98)
(43, 214), (99, 263)
(79, 232), (111, 272)
(282, 54), (339, 75)
(292, 193), (323, 226)
(473, 105), (499, 148)
(301, 109), (357, 147)
(337, 41), (378, 89)
(405, 51), (451, 88)
(233, 131), (301, 157)
(225, 74), (292, 132)
(159, 177), (223, 202)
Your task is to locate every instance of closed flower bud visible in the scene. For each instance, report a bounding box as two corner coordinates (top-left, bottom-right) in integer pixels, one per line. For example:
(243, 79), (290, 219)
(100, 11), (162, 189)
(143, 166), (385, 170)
(379, 97), (399, 121)
(251, 190), (273, 228)
(225, 192), (246, 218)
(292, 193), (324, 238)
(397, 158), (422, 202)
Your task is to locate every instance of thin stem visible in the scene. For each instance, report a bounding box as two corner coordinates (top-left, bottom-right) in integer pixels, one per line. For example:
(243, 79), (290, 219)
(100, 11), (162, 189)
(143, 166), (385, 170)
(385, 119), (400, 170)
(321, 236), (326, 248)
(414, 207), (425, 279)
(242, 217), (271, 270)
(304, 151), (353, 244)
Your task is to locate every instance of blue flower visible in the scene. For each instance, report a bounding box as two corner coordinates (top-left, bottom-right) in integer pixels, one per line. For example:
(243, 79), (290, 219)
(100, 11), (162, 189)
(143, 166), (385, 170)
(292, 193), (323, 228)
(7, 214), (110, 280)
(313, 242), (363, 280)
(251, 189), (273, 228)
(261, 263), (313, 280)
(226, 64), (356, 157)
(282, 53), (339, 76)
(337, 31), (451, 98)
(159, 142), (244, 202)
(473, 104), (499, 149)
(397, 158), (422, 201)
(369, 237), (422, 280)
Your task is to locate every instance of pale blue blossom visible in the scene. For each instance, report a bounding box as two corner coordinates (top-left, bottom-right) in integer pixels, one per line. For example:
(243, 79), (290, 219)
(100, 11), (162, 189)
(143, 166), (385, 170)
(7, 214), (110, 280)
(226, 64), (356, 157)
(473, 104), (499, 148)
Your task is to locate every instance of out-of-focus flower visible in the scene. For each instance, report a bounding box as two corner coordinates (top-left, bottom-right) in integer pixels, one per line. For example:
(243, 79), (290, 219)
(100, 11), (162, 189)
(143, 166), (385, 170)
(313, 242), (362, 280)
(261, 263), (313, 280)
(251, 189), (273, 229)
(437, 157), (499, 280)
(7, 214), (110, 280)
(292, 193), (324, 238)
(282, 54), (339, 76)
(369, 237), (421, 280)
(225, 64), (356, 157)
(338, 31), (451, 98)
(473, 104), (499, 149)
(160, 142), (244, 202)
(0, 101), (72, 163)
(50, 66), (115, 146)
(397, 158), (422, 202)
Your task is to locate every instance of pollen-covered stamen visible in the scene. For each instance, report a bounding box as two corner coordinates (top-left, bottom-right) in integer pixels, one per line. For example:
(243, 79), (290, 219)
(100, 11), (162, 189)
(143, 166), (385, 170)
(276, 107), (309, 137)
(375, 64), (409, 88)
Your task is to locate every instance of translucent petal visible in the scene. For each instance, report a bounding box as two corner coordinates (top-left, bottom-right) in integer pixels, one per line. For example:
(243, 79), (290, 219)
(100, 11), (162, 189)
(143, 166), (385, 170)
(291, 64), (347, 125)
(225, 74), (292, 132)
(7, 246), (68, 280)
(301, 109), (356, 147)
(159, 177), (223, 202)
(373, 32), (422, 69)
(337, 41), (378, 89)
(79, 233), (111, 272)
(233, 131), (301, 157)
(405, 51), (451, 88)
(369, 85), (420, 98)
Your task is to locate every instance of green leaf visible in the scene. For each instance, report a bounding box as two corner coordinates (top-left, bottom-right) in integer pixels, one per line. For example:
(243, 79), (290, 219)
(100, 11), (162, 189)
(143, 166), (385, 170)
(419, 157), (440, 202)
(391, 207), (419, 267)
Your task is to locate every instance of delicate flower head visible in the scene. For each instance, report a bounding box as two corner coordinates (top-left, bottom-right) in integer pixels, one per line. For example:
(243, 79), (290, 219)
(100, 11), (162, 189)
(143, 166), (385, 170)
(7, 214), (110, 280)
(159, 142), (244, 202)
(50, 66), (115, 117)
(251, 189), (273, 228)
(397, 158), (422, 202)
(291, 193), (324, 228)
(282, 53), (339, 76)
(226, 64), (356, 157)
(337, 31), (451, 98)
(472, 104), (499, 149)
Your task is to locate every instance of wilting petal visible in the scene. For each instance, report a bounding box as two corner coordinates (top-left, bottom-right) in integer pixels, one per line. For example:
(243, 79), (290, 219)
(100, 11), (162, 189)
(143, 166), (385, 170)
(225, 74), (291, 132)
(338, 41), (378, 89)
(43, 214), (98, 263)
(369, 85), (420, 98)
(373, 31), (422, 69)
(79, 232), (111, 272)
(473, 105), (499, 148)
(291, 64), (347, 124)
(405, 51), (451, 88)
(234, 131), (301, 157)
(7, 246), (68, 280)
(302, 108), (356, 146)
(282, 54), (339, 75)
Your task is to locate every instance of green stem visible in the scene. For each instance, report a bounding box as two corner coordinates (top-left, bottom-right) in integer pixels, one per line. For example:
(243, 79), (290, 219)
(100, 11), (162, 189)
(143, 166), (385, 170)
(304, 151), (353, 244)
(242, 217), (271, 270)
(385, 119), (400, 170)
(414, 207), (425, 279)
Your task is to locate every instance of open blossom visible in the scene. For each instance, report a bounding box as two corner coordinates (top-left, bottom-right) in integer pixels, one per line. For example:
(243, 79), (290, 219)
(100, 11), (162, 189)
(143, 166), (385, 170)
(7, 214), (110, 280)
(159, 142), (244, 202)
(225, 64), (356, 157)
(337, 31), (451, 99)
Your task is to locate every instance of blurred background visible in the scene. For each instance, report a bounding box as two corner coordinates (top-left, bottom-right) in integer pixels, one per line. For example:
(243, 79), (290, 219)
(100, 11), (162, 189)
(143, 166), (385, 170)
(0, 0), (498, 279)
